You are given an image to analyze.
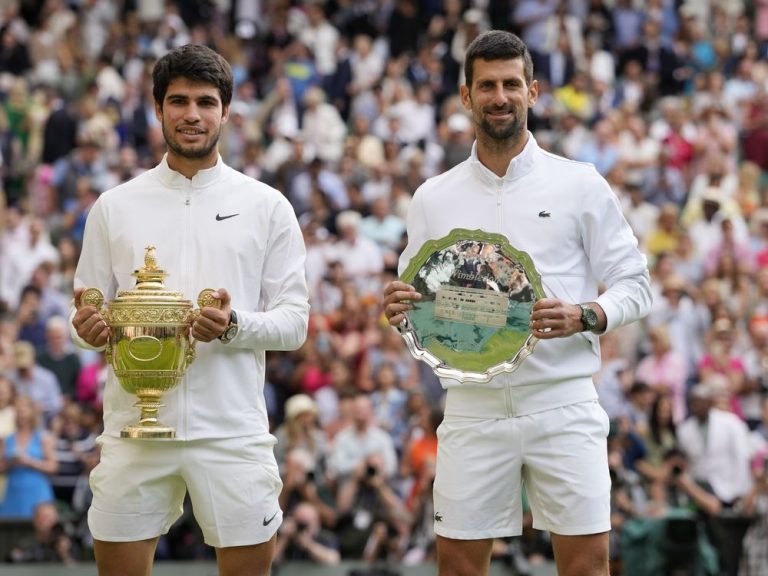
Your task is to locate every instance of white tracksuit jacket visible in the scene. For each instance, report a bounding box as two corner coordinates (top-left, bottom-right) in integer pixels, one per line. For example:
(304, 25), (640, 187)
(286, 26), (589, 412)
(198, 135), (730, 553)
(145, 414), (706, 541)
(399, 133), (652, 415)
(72, 156), (309, 440)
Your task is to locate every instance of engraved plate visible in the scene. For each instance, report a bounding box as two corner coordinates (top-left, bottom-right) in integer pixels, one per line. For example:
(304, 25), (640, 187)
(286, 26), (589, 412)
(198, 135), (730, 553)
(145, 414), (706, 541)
(399, 228), (545, 383)
(435, 286), (508, 328)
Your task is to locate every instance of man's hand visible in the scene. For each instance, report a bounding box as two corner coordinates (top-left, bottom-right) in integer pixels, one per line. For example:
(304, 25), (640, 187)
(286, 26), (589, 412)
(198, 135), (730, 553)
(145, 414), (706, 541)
(529, 298), (584, 339)
(191, 288), (231, 342)
(72, 287), (110, 348)
(382, 281), (421, 327)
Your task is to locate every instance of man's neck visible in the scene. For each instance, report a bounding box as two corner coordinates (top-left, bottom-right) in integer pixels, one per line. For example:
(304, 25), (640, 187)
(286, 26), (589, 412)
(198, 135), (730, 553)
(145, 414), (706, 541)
(476, 132), (528, 178)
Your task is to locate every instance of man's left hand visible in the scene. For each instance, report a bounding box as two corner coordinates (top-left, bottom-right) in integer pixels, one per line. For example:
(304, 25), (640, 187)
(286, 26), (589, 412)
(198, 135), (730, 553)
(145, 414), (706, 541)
(529, 298), (584, 339)
(192, 288), (231, 342)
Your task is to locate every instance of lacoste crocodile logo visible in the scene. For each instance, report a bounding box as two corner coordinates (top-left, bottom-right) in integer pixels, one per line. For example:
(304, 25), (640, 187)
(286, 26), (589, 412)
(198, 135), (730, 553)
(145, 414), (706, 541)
(216, 213), (239, 221)
(538, 210), (551, 218)
(434, 512), (443, 522)
(263, 511), (279, 526)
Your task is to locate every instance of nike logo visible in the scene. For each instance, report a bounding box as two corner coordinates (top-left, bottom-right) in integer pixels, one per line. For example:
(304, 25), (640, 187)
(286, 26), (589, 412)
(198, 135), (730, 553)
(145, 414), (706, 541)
(538, 210), (551, 218)
(263, 511), (279, 526)
(216, 213), (239, 221)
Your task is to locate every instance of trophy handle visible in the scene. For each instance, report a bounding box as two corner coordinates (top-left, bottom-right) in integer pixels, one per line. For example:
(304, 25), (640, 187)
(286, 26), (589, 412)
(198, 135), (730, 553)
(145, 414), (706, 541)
(187, 289), (223, 357)
(81, 287), (112, 358)
(196, 288), (223, 310)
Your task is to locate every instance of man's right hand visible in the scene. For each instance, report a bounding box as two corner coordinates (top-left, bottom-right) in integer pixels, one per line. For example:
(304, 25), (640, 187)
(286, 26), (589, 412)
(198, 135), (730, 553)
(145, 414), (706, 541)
(72, 287), (110, 348)
(382, 281), (421, 328)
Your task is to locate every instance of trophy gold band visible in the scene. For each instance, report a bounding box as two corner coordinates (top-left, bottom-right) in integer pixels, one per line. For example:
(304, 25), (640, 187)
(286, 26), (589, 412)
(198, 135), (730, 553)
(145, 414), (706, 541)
(81, 246), (219, 439)
(398, 229), (545, 383)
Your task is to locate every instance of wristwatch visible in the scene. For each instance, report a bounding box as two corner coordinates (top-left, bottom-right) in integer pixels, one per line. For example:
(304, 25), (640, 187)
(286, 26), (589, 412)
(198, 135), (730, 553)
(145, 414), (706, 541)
(579, 304), (599, 332)
(219, 310), (238, 343)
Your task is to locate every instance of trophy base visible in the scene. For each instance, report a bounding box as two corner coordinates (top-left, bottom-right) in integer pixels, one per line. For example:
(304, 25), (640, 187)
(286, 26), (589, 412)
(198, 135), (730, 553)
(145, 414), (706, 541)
(120, 424), (176, 439)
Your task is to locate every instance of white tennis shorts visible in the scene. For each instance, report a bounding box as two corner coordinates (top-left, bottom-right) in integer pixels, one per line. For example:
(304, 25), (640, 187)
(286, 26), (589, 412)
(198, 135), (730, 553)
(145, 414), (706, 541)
(88, 435), (283, 548)
(433, 399), (611, 540)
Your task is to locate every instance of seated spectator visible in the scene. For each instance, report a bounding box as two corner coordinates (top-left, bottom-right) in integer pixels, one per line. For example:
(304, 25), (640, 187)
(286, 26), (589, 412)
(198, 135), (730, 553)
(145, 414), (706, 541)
(274, 393), (329, 480)
(36, 315), (81, 401)
(357, 325), (419, 393)
(677, 384), (753, 508)
(7, 501), (78, 564)
(635, 324), (689, 424)
(9, 341), (62, 423)
(274, 501), (341, 566)
(15, 285), (47, 352)
(368, 361), (408, 453)
(278, 447), (337, 530)
(697, 318), (748, 418)
(49, 402), (97, 508)
(327, 211), (385, 299)
(334, 450), (412, 562)
(400, 406), (441, 513)
(740, 448), (768, 575)
(359, 196), (406, 271)
(0, 395), (57, 518)
(594, 332), (634, 421)
(327, 393), (398, 483)
(0, 375), (15, 438)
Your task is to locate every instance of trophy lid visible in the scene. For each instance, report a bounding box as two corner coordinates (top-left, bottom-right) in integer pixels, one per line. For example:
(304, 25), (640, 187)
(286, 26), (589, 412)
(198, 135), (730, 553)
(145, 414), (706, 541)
(113, 245), (188, 303)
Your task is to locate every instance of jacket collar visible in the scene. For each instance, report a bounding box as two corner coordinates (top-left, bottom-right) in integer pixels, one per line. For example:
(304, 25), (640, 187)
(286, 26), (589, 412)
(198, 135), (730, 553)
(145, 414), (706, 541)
(470, 131), (538, 183)
(155, 154), (225, 188)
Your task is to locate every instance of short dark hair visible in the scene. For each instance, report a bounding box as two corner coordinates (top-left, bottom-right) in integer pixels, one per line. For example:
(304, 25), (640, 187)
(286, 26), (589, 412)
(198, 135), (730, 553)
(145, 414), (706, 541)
(152, 44), (233, 108)
(464, 30), (534, 88)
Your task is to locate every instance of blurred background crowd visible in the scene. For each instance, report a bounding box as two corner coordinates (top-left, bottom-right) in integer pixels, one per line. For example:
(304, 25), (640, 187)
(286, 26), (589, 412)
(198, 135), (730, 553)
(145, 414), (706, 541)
(1, 0), (768, 574)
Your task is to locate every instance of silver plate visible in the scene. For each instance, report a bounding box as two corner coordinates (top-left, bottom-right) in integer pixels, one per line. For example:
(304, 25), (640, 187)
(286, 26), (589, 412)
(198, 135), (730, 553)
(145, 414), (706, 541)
(399, 228), (545, 383)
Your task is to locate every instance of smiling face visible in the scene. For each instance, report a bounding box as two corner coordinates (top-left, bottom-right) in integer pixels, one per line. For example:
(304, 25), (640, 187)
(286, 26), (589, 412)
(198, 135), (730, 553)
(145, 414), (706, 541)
(460, 58), (537, 146)
(155, 77), (229, 173)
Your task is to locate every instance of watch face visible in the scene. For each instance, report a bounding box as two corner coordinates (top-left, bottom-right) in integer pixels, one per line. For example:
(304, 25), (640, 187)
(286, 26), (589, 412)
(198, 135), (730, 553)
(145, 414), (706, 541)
(581, 306), (598, 330)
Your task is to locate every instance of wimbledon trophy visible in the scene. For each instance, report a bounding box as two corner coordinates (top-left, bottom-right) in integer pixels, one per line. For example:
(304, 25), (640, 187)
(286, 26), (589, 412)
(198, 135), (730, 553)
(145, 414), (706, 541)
(81, 246), (220, 439)
(399, 229), (545, 383)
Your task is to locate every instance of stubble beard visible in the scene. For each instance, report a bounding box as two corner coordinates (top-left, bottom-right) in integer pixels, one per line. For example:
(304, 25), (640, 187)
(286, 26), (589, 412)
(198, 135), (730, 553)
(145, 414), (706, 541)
(479, 108), (526, 143)
(163, 125), (220, 160)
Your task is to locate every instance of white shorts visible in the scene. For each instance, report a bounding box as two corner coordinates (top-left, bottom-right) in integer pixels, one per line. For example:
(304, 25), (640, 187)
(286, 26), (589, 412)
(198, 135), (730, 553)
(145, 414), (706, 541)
(433, 399), (611, 540)
(88, 435), (283, 548)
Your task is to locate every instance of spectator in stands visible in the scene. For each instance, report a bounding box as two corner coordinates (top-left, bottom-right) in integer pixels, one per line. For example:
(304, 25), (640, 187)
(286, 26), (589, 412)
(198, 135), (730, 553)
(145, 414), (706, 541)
(739, 447), (768, 573)
(639, 392), (678, 480)
(278, 447), (337, 531)
(301, 86), (347, 165)
(697, 317), (748, 418)
(9, 340), (62, 423)
(328, 210), (384, 298)
(368, 360), (408, 452)
(359, 196), (406, 271)
(35, 315), (81, 401)
(14, 285), (48, 352)
(0, 217), (59, 311)
(635, 324), (689, 424)
(0, 395), (57, 518)
(677, 384), (753, 508)
(49, 402), (97, 508)
(329, 393), (398, 483)
(274, 393), (329, 481)
(7, 501), (78, 564)
(334, 441), (411, 561)
(274, 500), (340, 566)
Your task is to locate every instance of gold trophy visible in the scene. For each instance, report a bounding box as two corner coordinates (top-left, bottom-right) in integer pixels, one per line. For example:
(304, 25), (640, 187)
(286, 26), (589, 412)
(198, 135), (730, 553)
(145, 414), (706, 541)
(81, 246), (220, 439)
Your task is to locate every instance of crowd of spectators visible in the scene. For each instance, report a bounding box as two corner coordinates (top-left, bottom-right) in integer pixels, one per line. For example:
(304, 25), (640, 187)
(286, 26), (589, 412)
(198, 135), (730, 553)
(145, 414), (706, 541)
(1, 0), (768, 574)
